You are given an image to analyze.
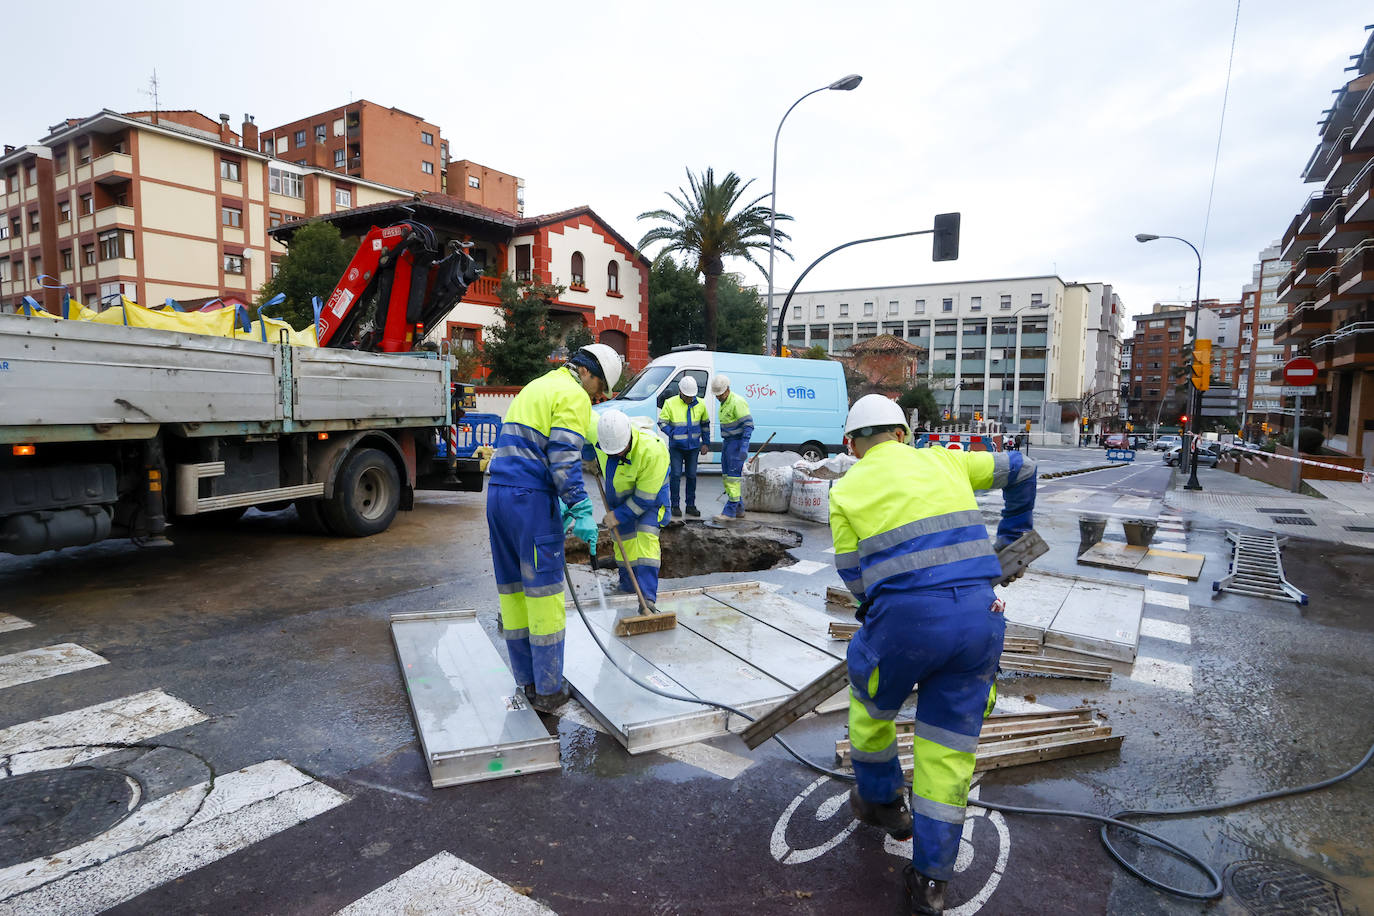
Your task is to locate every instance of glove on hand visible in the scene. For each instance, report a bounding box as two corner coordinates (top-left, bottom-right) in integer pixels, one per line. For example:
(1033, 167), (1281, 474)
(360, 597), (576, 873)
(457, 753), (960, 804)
(855, 598), (873, 623)
(565, 497), (598, 553)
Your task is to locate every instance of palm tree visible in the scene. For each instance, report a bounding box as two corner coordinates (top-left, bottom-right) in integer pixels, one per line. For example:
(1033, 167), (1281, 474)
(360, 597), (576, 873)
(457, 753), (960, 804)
(637, 168), (791, 350)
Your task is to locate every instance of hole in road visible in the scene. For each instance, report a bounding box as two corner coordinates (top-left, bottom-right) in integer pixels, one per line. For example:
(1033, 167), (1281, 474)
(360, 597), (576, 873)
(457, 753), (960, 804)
(566, 521), (803, 578)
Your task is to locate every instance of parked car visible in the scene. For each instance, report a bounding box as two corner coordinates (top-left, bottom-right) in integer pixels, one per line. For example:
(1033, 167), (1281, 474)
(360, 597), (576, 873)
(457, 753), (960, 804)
(1154, 435), (1182, 451)
(1103, 434), (1130, 449)
(1163, 441), (1221, 468)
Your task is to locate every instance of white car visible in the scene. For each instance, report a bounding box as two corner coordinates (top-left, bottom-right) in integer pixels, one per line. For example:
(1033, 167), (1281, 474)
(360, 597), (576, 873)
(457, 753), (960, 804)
(1153, 435), (1182, 451)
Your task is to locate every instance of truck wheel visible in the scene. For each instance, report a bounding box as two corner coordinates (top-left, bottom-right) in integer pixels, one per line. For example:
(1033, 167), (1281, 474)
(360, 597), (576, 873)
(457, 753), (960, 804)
(294, 498), (333, 534)
(801, 441), (826, 462)
(322, 448), (400, 537)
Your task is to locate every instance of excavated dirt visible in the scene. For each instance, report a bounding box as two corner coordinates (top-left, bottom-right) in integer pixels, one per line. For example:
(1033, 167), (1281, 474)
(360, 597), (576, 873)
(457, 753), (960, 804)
(564, 521), (803, 578)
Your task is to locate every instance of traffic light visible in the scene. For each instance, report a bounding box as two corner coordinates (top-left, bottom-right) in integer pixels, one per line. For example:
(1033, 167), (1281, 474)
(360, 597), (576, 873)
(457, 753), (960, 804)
(974, 411), (982, 421)
(1191, 339), (1212, 392)
(942, 410), (950, 421)
(932, 212), (961, 262)
(1179, 414), (1189, 425)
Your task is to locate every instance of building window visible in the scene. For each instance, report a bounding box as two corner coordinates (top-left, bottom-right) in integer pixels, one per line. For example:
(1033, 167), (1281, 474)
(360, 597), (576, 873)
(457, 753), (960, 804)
(816, 304), (825, 319)
(80, 194), (93, 214)
(515, 244), (532, 282)
(271, 259), (282, 279)
(970, 296), (982, 312)
(220, 159), (241, 182)
(30, 255), (41, 277)
(77, 142), (90, 165)
(82, 244), (95, 266)
(791, 306), (801, 319)
(421, 131), (435, 145)
(607, 260), (619, 293)
(999, 294), (1011, 310)
(468, 175), (480, 189)
(294, 130), (306, 148)
(839, 303), (849, 317)
(942, 298), (953, 313)
(915, 299), (925, 314)
(263, 138), (274, 155)
(223, 254), (244, 275)
(0, 260), (8, 282)
(268, 168), (304, 198)
(421, 161), (435, 175)
(25, 165), (37, 186)
(1031, 292), (1044, 307)
(315, 125), (326, 143)
(55, 150), (68, 172)
(98, 230), (128, 260)
(269, 211), (283, 228)
(570, 251), (585, 286)
(335, 188), (351, 207)
(61, 249), (73, 270)
(334, 148), (345, 168)
(888, 300), (899, 315)
(221, 206), (242, 228)
(28, 211), (39, 232)
(58, 200), (71, 223)
(863, 301), (874, 316)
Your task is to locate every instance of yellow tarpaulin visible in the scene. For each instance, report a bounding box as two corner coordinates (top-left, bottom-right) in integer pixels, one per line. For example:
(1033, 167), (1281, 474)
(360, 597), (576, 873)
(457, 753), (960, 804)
(16, 294), (318, 347)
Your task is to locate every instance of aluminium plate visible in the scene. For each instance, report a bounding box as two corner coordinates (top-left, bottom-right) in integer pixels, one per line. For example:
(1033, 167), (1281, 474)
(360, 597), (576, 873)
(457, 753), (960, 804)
(390, 609), (560, 788)
(1041, 581), (1144, 662)
(995, 572), (1073, 637)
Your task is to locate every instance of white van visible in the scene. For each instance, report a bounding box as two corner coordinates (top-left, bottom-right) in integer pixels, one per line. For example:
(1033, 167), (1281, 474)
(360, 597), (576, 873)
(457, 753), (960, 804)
(597, 346), (847, 462)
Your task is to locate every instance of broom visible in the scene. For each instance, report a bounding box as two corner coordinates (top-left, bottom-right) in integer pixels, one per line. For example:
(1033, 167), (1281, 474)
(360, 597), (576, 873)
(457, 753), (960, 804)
(591, 466), (678, 637)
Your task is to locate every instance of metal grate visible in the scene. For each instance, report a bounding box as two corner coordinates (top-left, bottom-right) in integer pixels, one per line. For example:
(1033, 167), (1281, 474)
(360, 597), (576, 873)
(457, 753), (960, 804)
(1256, 507), (1307, 515)
(1273, 516), (1316, 526)
(1345, 525), (1374, 533)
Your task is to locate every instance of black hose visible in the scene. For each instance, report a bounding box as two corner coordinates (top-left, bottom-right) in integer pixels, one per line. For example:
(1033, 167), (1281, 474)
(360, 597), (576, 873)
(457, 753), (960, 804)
(562, 564), (1372, 901)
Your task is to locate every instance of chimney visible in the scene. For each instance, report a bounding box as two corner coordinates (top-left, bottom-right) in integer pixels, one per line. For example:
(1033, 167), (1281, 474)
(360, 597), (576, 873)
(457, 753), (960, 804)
(218, 113), (232, 144)
(241, 114), (258, 151)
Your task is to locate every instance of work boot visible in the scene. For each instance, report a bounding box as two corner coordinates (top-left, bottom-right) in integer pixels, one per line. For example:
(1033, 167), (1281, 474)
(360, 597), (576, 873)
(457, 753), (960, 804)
(849, 786), (913, 840)
(672, 506), (683, 518)
(903, 865), (947, 915)
(686, 505), (701, 517)
(530, 683), (571, 713)
(521, 683), (536, 703)
(730, 500), (745, 520)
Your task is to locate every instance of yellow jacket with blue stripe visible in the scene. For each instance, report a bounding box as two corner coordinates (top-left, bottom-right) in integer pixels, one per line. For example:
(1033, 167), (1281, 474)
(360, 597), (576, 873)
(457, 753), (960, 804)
(658, 394), (709, 450)
(598, 426), (670, 538)
(718, 391), (754, 442)
(488, 366), (593, 506)
(829, 441), (1037, 601)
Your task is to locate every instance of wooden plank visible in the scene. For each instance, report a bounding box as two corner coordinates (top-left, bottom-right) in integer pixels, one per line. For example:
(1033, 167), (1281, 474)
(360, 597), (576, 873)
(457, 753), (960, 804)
(1003, 636), (1041, 654)
(836, 723), (1110, 763)
(838, 730), (1121, 771)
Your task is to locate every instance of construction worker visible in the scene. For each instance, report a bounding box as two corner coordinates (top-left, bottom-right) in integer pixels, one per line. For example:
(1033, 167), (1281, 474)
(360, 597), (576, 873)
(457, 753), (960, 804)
(658, 375), (710, 518)
(831, 394), (1037, 915)
(710, 374), (753, 520)
(486, 343), (622, 712)
(594, 410), (670, 602)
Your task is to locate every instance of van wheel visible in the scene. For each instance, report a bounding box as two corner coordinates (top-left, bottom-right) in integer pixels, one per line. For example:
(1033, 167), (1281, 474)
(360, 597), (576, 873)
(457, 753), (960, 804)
(801, 441), (826, 462)
(322, 448), (400, 537)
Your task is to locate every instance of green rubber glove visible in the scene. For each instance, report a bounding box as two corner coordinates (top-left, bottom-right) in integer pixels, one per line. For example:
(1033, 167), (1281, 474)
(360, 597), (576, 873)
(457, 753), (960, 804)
(566, 497), (597, 553)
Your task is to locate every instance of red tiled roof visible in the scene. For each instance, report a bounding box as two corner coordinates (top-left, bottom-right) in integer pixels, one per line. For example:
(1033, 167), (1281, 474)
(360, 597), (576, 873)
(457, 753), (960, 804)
(519, 205), (651, 267)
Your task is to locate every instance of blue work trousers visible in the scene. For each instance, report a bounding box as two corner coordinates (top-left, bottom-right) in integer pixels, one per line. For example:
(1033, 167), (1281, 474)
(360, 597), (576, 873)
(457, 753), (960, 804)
(668, 446), (699, 509)
(846, 583), (1004, 881)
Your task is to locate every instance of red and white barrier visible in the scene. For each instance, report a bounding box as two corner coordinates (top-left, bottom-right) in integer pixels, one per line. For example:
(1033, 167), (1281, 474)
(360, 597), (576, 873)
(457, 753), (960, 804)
(1224, 443), (1371, 484)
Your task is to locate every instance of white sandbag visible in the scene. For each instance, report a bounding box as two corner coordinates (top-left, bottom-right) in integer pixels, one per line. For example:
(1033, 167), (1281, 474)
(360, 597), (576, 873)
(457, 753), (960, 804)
(742, 465), (792, 513)
(789, 469), (831, 523)
(749, 449), (803, 470)
(792, 453), (857, 480)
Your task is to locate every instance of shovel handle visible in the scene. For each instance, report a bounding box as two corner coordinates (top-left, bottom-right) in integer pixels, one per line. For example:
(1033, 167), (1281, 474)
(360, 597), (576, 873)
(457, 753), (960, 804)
(745, 432), (777, 472)
(590, 465), (655, 617)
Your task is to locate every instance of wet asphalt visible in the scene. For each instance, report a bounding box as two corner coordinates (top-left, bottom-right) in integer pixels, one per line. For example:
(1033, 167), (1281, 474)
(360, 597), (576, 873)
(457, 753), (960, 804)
(0, 445), (1370, 915)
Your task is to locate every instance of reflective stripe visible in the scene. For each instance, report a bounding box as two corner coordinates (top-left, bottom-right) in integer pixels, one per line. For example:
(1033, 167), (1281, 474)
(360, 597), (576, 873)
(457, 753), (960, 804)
(633, 487), (659, 503)
(549, 426), (584, 448)
(990, 452), (1012, 489)
(835, 550), (861, 570)
(526, 581), (564, 599)
(500, 422), (551, 448)
(851, 744), (899, 764)
(496, 581), (524, 595)
(856, 510), (986, 559)
(635, 523), (662, 537)
(529, 629), (566, 647)
(492, 443), (544, 463)
(503, 627), (530, 641)
(849, 687), (900, 721)
(910, 792), (966, 825)
(1011, 459), (1037, 485)
(913, 719), (980, 754)
(861, 539), (995, 593)
(628, 555), (660, 568)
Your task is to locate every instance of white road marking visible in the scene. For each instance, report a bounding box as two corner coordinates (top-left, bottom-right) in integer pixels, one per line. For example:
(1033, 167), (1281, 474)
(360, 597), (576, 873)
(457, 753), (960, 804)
(1139, 619), (1192, 645)
(1111, 496), (1153, 512)
(0, 761), (348, 915)
(1147, 573), (1190, 584)
(0, 689), (206, 757)
(0, 615), (33, 635)
(1153, 541), (1187, 551)
(0, 643), (107, 691)
(1144, 589), (1190, 610)
(334, 851), (554, 915)
(657, 741), (754, 780)
(1130, 656), (1194, 693)
(821, 547), (836, 554)
(780, 559), (828, 575)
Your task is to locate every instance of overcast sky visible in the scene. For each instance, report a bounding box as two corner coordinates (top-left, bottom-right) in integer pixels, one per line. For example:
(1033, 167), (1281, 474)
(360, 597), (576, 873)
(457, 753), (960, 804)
(5, 1), (1370, 316)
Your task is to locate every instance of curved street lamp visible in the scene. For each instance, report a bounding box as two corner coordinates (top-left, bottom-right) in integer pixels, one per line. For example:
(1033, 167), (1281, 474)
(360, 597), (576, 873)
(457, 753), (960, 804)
(1135, 233), (1204, 491)
(767, 74), (863, 351)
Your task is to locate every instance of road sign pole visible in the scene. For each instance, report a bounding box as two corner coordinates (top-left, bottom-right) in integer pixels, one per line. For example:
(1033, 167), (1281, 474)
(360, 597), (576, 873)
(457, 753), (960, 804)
(1291, 391), (1302, 494)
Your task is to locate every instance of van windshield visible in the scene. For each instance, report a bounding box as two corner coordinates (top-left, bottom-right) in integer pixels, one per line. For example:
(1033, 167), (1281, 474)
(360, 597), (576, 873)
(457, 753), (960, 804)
(613, 365), (673, 402)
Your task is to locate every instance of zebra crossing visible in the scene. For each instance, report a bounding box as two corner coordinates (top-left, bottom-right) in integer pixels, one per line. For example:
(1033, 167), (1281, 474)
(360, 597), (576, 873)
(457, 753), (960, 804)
(1129, 511), (1199, 694)
(0, 613), (559, 915)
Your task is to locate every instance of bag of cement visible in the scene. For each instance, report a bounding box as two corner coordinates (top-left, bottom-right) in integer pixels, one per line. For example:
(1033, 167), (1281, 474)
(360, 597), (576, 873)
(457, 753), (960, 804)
(793, 453), (857, 480)
(749, 449), (803, 471)
(789, 469), (831, 523)
(742, 465), (792, 513)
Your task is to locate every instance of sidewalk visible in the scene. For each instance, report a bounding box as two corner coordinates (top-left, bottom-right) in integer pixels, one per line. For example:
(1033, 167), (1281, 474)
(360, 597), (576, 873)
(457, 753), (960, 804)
(1164, 466), (1374, 548)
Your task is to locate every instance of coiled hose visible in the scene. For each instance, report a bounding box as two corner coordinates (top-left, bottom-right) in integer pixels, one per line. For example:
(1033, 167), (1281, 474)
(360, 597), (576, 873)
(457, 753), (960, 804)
(563, 565), (1373, 901)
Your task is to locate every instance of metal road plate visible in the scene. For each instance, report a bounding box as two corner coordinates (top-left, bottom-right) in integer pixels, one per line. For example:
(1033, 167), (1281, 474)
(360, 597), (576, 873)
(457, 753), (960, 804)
(1077, 541), (1149, 571)
(1042, 581), (1144, 662)
(996, 572), (1072, 636)
(390, 610), (560, 788)
(1136, 549), (1206, 581)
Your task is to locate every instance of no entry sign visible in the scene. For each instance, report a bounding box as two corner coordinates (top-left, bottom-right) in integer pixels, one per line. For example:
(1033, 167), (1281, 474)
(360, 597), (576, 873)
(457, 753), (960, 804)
(1283, 357), (1318, 386)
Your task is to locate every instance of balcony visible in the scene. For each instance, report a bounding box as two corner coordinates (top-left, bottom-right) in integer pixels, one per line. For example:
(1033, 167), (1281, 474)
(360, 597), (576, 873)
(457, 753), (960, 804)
(1277, 248), (1338, 303)
(93, 205), (135, 230)
(91, 152), (133, 185)
(1348, 159), (1374, 222)
(462, 274), (500, 305)
(96, 257), (137, 280)
(1332, 326), (1374, 369)
(1281, 211), (1319, 261)
(1305, 128), (1354, 184)
(1338, 243), (1374, 296)
(1273, 303), (1332, 345)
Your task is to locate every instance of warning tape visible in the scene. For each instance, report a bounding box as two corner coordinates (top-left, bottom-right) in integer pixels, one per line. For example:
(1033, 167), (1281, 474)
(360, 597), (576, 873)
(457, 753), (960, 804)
(1224, 443), (1371, 484)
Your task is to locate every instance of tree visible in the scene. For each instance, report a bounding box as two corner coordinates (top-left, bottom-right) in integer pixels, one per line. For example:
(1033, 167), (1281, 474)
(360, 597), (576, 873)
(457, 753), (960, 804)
(799, 345), (829, 360)
(481, 275), (560, 386)
(638, 168), (791, 350)
(716, 274), (767, 354)
(897, 384), (940, 429)
(646, 258), (705, 357)
(564, 322), (594, 353)
(258, 221), (357, 329)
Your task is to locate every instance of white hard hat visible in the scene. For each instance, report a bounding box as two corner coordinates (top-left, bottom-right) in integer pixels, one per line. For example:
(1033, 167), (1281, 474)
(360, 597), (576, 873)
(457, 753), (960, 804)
(710, 374), (730, 395)
(678, 376), (698, 398)
(844, 394), (909, 438)
(597, 409), (633, 455)
(577, 343), (623, 390)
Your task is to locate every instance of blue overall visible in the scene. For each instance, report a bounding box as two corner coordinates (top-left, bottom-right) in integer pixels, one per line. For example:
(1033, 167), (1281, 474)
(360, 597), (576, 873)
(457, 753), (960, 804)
(659, 394), (708, 510)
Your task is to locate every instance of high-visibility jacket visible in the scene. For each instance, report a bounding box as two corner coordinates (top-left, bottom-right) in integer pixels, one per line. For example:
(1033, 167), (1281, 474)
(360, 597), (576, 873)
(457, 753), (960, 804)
(599, 426), (670, 539)
(658, 394), (709, 450)
(718, 391), (754, 442)
(829, 441), (1036, 601)
(489, 366), (593, 506)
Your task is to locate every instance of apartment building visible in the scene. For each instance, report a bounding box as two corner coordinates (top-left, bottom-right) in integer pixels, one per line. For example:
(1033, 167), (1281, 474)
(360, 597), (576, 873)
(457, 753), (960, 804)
(1239, 241), (1293, 423)
(261, 101), (446, 195)
(0, 109), (410, 312)
(446, 160), (524, 216)
(1272, 26), (1374, 463)
(1125, 300), (1244, 429)
(767, 275), (1125, 429)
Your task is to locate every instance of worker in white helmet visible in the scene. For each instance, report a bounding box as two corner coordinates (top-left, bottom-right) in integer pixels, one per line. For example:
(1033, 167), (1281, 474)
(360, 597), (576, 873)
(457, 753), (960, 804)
(710, 374), (754, 519)
(486, 343), (622, 712)
(593, 409), (670, 602)
(831, 394), (1037, 915)
(657, 375), (710, 517)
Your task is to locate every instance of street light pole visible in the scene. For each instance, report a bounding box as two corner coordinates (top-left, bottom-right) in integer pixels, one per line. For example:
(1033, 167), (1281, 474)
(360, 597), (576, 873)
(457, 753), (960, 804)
(767, 74), (862, 353)
(1136, 233), (1204, 491)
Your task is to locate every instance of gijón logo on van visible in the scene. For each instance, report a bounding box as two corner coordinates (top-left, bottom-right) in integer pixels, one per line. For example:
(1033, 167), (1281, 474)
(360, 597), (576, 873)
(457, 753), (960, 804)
(744, 383), (817, 401)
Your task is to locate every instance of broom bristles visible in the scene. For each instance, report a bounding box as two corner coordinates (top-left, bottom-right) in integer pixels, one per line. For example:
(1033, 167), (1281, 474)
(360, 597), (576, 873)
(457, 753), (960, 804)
(614, 611), (678, 637)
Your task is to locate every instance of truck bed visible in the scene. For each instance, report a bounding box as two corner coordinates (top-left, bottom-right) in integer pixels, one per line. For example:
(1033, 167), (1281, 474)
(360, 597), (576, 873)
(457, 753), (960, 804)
(0, 313), (449, 443)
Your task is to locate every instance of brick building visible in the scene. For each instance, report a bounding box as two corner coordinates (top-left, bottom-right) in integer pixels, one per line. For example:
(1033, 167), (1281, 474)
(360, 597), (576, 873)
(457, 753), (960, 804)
(1126, 305), (1190, 428)
(261, 101), (446, 195)
(834, 333), (927, 398)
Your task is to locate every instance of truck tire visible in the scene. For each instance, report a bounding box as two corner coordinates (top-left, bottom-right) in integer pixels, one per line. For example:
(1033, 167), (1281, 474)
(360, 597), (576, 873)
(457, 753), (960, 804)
(322, 448), (400, 537)
(800, 440), (826, 462)
(294, 498), (333, 535)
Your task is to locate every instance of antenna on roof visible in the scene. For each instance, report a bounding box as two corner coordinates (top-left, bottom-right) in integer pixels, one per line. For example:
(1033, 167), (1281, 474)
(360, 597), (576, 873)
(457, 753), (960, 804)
(139, 69), (161, 117)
